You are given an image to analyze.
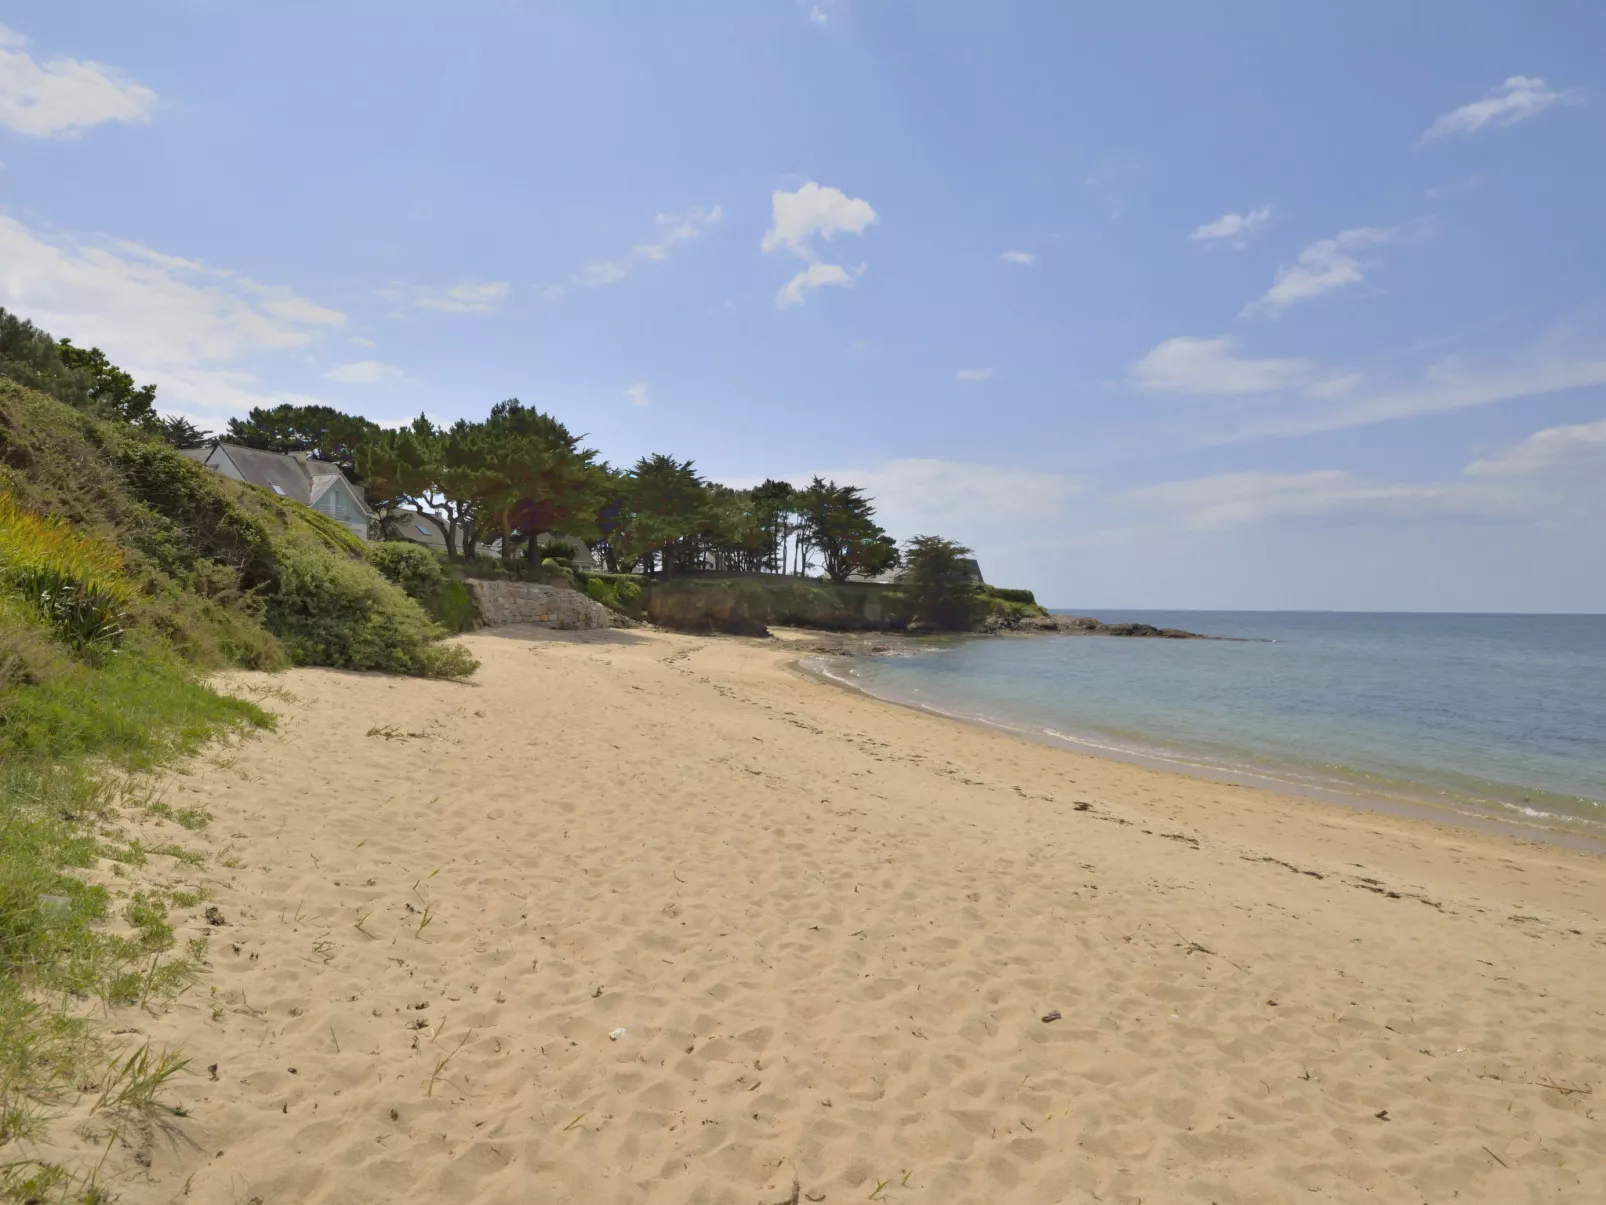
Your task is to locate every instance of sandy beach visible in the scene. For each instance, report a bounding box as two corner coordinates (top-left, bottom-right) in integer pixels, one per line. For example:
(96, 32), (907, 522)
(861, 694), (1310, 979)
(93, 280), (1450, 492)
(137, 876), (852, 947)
(49, 625), (1606, 1204)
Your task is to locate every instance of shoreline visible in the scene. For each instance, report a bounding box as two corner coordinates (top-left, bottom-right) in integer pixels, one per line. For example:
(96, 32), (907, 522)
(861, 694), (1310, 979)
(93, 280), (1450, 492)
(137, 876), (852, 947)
(50, 625), (1606, 1205)
(788, 627), (1606, 856)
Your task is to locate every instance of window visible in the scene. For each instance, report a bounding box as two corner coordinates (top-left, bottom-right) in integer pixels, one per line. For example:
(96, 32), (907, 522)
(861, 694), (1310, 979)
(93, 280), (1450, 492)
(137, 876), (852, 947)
(416, 524), (431, 535)
(270, 484), (286, 496)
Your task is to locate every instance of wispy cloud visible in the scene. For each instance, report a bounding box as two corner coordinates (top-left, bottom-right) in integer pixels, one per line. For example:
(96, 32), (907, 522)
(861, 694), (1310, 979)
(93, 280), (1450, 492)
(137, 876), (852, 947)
(561, 204), (722, 294)
(763, 181), (877, 308)
(1421, 76), (1574, 144)
(955, 367), (995, 383)
(1120, 469), (1456, 530)
(1131, 336), (1341, 395)
(999, 250), (1034, 266)
(0, 24), (155, 137)
(1082, 158), (1139, 219)
(1466, 416), (1606, 478)
(1241, 226), (1393, 318)
(1240, 343), (1606, 440)
(323, 360), (402, 384)
(731, 458), (1082, 543)
(379, 281), (510, 316)
(635, 204), (722, 261)
(1119, 414), (1606, 531)
(623, 381), (650, 408)
(0, 215), (344, 368)
(1188, 205), (1272, 249)
(0, 214), (351, 427)
(1134, 322), (1606, 444)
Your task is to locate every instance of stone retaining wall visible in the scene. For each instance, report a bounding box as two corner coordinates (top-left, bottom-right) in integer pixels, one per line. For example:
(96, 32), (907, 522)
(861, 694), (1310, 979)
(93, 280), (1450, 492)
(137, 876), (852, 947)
(464, 580), (618, 630)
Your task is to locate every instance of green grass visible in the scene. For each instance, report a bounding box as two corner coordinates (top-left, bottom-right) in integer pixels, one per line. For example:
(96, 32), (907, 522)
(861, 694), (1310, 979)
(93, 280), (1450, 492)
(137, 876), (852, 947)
(0, 635), (268, 766)
(0, 628), (266, 1199)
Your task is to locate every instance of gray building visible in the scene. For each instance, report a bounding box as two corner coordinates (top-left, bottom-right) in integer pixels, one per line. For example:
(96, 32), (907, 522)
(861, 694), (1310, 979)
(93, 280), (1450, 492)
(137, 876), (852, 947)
(181, 443), (375, 541)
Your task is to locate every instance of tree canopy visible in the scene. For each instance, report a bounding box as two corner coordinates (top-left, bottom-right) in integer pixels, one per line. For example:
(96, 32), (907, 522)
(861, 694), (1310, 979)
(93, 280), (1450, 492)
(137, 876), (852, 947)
(0, 308), (160, 426)
(225, 403), (379, 474)
(797, 477), (900, 583)
(899, 535), (982, 630)
(0, 306), (982, 588)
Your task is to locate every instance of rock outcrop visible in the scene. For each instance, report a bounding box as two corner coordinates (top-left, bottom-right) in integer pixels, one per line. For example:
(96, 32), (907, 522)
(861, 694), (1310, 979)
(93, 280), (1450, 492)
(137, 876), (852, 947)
(465, 580), (619, 630)
(1005, 613), (1206, 638)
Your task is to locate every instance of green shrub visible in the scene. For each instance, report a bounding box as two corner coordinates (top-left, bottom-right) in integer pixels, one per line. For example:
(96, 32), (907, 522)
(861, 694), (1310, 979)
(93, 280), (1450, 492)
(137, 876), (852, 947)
(984, 585), (1037, 606)
(370, 541), (480, 634)
(266, 539), (477, 678)
(584, 573), (644, 617)
(368, 540), (446, 597)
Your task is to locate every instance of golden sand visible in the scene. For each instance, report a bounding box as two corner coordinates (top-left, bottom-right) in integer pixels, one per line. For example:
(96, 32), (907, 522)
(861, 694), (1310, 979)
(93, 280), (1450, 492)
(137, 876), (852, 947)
(53, 626), (1606, 1203)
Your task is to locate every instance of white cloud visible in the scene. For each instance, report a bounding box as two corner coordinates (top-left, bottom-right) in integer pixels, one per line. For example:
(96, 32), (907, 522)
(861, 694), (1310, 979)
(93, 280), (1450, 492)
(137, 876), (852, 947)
(562, 203), (722, 291)
(379, 280), (509, 315)
(0, 24), (155, 137)
(1242, 226), (1393, 317)
(830, 459), (1083, 545)
(323, 360), (402, 384)
(574, 262), (627, 287)
(0, 214), (344, 367)
(1188, 205), (1271, 248)
(1130, 336), (1333, 395)
(1000, 250), (1035, 266)
(1466, 417), (1606, 478)
(623, 382), (650, 408)
(1241, 344), (1606, 440)
(1120, 470), (1455, 530)
(1421, 76), (1570, 144)
(1120, 417), (1606, 531)
(762, 182), (876, 308)
(0, 213), (353, 431)
(776, 261), (858, 308)
(955, 367), (994, 382)
(762, 182), (877, 256)
(634, 204), (722, 261)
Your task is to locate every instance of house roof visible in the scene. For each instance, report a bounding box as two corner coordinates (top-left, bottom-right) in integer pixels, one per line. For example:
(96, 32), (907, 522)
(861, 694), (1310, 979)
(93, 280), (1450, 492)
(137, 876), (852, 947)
(390, 509), (448, 550)
(211, 443), (374, 516)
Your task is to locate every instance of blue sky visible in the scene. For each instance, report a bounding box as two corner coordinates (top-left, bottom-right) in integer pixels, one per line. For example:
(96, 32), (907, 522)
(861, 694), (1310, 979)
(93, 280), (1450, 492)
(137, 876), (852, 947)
(2, 1), (1603, 610)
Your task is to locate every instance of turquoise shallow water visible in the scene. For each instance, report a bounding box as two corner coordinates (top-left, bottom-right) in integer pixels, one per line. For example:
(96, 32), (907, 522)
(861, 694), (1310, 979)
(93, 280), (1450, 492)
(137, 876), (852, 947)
(810, 612), (1606, 833)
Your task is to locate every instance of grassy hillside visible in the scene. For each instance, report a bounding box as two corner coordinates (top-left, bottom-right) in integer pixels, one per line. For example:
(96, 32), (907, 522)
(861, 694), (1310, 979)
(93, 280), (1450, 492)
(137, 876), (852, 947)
(0, 378), (474, 1201)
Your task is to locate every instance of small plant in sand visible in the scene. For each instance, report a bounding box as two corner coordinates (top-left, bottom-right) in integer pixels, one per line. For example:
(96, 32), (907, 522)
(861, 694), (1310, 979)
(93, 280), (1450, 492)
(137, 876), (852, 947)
(88, 1043), (189, 1119)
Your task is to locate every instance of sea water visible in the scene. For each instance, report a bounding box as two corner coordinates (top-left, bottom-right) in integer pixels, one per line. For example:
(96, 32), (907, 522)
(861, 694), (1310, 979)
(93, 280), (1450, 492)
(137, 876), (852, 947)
(809, 612), (1606, 835)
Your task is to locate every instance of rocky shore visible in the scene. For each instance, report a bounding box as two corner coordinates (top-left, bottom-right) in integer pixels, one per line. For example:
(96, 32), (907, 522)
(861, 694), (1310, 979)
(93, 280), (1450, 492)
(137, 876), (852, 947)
(987, 612), (1210, 638)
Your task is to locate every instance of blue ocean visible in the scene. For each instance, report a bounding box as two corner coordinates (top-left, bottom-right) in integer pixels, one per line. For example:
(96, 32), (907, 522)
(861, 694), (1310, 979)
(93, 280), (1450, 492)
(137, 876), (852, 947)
(809, 612), (1606, 837)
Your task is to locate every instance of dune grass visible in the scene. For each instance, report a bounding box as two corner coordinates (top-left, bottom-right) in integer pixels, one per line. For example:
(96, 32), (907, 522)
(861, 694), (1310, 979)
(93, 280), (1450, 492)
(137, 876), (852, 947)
(0, 653), (265, 1201)
(0, 490), (270, 1200)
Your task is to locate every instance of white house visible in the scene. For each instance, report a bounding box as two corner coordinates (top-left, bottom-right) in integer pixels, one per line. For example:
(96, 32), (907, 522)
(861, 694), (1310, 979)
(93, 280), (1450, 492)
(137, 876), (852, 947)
(182, 443), (375, 540)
